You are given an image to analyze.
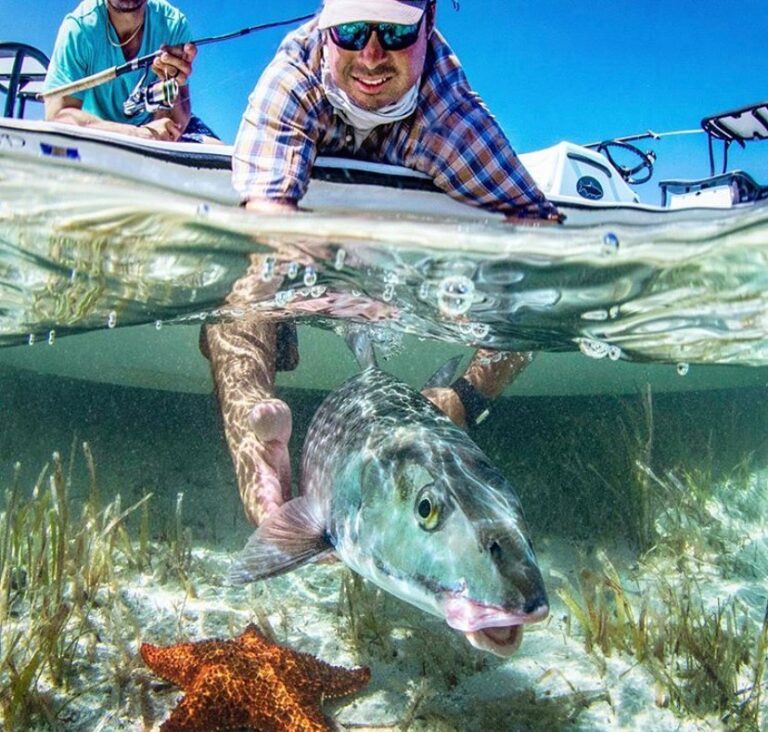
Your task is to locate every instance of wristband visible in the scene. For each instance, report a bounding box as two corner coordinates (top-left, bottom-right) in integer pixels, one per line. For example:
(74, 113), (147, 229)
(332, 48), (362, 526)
(450, 377), (492, 427)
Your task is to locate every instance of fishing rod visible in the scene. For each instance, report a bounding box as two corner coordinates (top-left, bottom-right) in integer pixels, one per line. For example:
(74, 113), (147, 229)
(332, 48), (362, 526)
(583, 128), (703, 149)
(39, 13), (316, 103)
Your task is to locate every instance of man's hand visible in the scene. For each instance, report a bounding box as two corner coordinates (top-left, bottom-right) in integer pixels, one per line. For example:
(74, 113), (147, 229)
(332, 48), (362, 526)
(245, 397), (293, 524)
(140, 117), (182, 141)
(504, 213), (563, 226)
(152, 42), (196, 85)
(244, 198), (300, 214)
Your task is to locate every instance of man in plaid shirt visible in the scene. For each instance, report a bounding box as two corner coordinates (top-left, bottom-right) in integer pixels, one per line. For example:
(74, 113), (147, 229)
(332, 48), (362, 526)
(203, 0), (560, 527)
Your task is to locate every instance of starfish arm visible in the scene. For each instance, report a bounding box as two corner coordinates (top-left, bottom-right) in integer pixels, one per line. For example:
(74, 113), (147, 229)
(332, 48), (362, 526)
(141, 642), (201, 688)
(277, 650), (371, 699)
(244, 665), (332, 732)
(160, 665), (258, 732)
(300, 657), (371, 699)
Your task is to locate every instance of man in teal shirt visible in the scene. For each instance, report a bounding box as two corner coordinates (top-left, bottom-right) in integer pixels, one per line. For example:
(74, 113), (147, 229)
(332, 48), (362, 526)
(44, 0), (212, 142)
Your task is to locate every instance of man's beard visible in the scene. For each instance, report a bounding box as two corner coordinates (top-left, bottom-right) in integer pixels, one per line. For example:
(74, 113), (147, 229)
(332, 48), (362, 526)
(107, 0), (147, 13)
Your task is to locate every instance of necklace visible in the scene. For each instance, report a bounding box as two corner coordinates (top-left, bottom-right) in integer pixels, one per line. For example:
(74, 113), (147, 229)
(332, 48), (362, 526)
(105, 10), (144, 48)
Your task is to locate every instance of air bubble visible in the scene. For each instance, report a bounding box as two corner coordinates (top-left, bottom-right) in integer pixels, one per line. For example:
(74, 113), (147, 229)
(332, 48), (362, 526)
(47, 330), (56, 346)
(602, 232), (620, 255)
(437, 275), (475, 317)
(608, 345), (622, 361)
(676, 363), (689, 376)
(583, 309), (609, 321)
(382, 283), (395, 302)
(275, 290), (295, 307)
(155, 320), (163, 330)
(196, 202), (210, 217)
(310, 285), (326, 298)
(28, 333), (35, 346)
(261, 257), (275, 282)
(107, 311), (117, 329)
(303, 267), (317, 287)
(471, 323), (490, 339)
(334, 249), (347, 270)
(578, 338), (610, 360)
(418, 282), (430, 300)
(287, 262), (299, 279)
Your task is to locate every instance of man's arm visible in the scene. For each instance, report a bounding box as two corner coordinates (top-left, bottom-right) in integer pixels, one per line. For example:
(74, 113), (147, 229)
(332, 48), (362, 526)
(419, 99), (560, 220)
(413, 72), (558, 423)
(244, 199), (300, 213)
(232, 41), (323, 207)
(45, 93), (182, 141)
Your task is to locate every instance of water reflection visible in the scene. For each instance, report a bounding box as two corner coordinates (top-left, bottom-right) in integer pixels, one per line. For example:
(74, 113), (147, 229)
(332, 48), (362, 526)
(2, 155), (768, 365)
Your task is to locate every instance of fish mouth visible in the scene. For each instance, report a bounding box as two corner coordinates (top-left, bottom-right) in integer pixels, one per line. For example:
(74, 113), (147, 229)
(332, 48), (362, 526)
(443, 597), (549, 657)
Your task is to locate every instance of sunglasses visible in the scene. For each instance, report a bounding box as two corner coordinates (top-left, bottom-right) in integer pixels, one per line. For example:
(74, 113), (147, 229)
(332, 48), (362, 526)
(328, 17), (424, 52)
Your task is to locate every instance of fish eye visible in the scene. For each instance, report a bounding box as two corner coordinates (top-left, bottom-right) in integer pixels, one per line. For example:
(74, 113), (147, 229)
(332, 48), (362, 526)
(414, 487), (440, 531)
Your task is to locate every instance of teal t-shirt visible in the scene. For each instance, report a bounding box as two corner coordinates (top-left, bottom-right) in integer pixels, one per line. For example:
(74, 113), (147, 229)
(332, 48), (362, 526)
(44, 0), (191, 126)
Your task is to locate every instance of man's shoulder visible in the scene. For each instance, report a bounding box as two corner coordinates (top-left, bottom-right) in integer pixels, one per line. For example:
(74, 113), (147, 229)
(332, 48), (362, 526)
(257, 20), (323, 92)
(425, 31), (470, 91)
(275, 20), (323, 69)
(417, 30), (476, 122)
(60, 0), (104, 30)
(146, 0), (188, 25)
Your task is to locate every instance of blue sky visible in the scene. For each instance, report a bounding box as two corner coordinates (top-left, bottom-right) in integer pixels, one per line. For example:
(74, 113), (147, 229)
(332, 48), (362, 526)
(7, 0), (768, 203)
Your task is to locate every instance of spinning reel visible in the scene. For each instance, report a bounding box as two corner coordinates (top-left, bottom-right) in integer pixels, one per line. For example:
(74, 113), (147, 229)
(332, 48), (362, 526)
(123, 68), (179, 117)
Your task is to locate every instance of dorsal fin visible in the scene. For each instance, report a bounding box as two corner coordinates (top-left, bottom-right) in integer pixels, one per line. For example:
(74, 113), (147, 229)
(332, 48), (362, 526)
(344, 327), (378, 370)
(423, 354), (464, 390)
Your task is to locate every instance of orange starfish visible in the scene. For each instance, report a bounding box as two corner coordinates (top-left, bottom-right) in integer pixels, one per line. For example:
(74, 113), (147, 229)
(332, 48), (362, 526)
(140, 623), (370, 732)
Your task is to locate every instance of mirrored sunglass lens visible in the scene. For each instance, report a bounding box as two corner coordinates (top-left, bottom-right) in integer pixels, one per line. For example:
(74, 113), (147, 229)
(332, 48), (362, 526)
(378, 22), (420, 49)
(332, 22), (370, 50)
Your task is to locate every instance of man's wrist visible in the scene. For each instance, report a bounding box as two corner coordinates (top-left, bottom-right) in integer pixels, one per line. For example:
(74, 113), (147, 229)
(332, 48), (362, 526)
(449, 377), (492, 427)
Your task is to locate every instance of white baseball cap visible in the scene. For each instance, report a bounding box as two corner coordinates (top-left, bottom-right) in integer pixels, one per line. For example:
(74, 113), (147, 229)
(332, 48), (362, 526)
(317, 0), (428, 30)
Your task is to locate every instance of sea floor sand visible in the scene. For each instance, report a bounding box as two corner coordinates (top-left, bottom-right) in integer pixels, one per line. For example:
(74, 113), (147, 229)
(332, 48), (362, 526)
(20, 533), (756, 731)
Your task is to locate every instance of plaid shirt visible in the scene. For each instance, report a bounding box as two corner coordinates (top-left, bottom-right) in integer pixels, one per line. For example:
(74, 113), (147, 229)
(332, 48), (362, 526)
(232, 20), (558, 219)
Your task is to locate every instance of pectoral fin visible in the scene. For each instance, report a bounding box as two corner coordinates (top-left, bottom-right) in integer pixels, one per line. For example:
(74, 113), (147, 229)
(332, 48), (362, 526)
(227, 495), (332, 584)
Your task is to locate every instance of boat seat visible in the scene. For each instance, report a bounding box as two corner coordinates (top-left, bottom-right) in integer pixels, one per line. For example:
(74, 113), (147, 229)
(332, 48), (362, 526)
(659, 170), (768, 208)
(0, 42), (50, 119)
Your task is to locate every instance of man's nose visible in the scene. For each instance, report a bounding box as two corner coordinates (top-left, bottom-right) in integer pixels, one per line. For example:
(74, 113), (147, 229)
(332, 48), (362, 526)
(358, 30), (387, 63)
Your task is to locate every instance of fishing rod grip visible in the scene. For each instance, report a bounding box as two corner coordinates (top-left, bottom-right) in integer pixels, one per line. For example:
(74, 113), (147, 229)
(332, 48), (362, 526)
(38, 66), (118, 101)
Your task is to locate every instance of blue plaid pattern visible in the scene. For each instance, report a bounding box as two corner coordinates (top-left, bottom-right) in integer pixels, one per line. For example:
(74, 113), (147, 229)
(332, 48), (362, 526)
(232, 20), (558, 219)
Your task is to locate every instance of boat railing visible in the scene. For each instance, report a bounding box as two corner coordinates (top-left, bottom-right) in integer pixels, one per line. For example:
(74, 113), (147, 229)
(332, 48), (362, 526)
(0, 41), (49, 119)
